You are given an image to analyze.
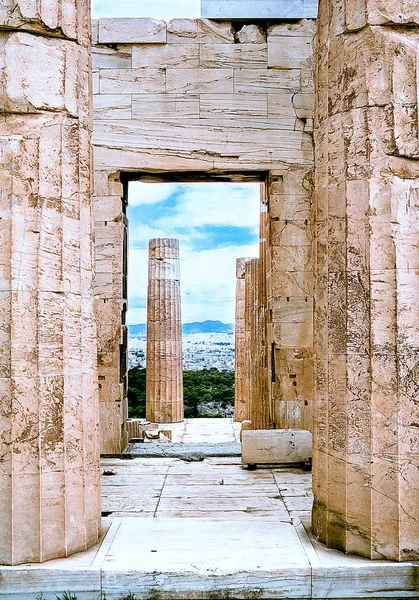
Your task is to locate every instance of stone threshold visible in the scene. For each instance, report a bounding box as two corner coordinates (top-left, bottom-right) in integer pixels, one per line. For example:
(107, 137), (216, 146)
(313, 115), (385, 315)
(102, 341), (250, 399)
(1, 517), (418, 599)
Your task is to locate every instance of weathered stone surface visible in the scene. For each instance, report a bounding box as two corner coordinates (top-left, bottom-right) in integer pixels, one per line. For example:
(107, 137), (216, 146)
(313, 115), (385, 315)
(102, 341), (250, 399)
(236, 24), (266, 44)
(242, 430), (312, 465)
(199, 44), (268, 68)
(0, 32), (90, 121)
(98, 18), (166, 44)
(313, 0), (419, 561)
(92, 17), (315, 452)
(133, 43), (199, 69)
(0, 0), (100, 567)
(99, 68), (165, 94)
(146, 239), (184, 424)
(0, 0), (90, 44)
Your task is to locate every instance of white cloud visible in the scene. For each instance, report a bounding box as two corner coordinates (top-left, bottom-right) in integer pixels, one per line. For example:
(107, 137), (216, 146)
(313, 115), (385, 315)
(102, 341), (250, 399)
(92, 0), (200, 19)
(126, 182), (261, 324)
(129, 182), (180, 207)
(156, 183), (260, 232)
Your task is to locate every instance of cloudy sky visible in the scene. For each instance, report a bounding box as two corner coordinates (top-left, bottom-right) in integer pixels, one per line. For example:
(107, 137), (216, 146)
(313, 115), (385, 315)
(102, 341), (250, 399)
(128, 183), (260, 325)
(92, 0), (200, 19)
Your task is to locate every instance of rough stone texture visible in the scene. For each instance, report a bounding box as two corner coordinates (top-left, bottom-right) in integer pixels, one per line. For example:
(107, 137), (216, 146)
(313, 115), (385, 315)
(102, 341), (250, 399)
(234, 258), (251, 422)
(241, 429), (312, 465)
(146, 239), (184, 423)
(245, 258), (270, 430)
(92, 17), (315, 450)
(266, 168), (314, 432)
(312, 0), (419, 560)
(235, 24), (266, 44)
(0, 0), (101, 566)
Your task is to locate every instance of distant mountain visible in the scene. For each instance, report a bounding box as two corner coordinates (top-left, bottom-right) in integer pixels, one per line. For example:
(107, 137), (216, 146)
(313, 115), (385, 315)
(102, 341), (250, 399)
(128, 320), (234, 336)
(183, 320), (234, 334)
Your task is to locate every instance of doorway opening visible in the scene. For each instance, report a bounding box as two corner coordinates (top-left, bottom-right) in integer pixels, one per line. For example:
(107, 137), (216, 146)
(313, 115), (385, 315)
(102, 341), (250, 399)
(124, 175), (262, 440)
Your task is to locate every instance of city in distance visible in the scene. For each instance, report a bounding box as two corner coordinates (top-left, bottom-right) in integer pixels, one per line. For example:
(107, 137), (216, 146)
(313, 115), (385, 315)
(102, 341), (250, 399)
(128, 320), (235, 371)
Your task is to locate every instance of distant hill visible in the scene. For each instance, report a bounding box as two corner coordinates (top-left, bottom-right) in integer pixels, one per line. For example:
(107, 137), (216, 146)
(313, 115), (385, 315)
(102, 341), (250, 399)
(128, 320), (234, 336)
(183, 320), (234, 334)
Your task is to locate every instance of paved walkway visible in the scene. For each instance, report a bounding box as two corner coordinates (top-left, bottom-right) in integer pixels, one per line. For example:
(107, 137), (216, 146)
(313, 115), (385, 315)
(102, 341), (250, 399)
(1, 420), (418, 599)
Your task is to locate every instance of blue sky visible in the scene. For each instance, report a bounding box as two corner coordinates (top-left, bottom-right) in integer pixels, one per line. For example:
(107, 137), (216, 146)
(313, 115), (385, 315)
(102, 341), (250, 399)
(128, 183), (260, 325)
(92, 0), (200, 19)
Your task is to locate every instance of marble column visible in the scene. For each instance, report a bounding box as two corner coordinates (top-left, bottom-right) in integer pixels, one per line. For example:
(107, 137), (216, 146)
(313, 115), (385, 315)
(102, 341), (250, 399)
(313, 0), (419, 560)
(234, 258), (250, 421)
(0, 0), (101, 565)
(146, 238), (183, 423)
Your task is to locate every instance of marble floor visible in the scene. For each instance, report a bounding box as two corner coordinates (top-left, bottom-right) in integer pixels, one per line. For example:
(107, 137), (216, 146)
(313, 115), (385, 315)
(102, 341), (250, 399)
(1, 420), (418, 599)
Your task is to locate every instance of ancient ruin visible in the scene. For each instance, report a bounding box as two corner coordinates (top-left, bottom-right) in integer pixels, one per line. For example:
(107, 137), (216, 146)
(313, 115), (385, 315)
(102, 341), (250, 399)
(0, 0), (418, 583)
(312, 0), (419, 561)
(146, 238), (184, 423)
(0, 0), (101, 566)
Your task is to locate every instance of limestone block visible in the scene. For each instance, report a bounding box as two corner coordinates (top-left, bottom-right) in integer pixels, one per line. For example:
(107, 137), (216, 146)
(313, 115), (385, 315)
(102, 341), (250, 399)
(99, 401), (124, 455)
(132, 94), (200, 118)
(92, 19), (99, 44)
(268, 20), (316, 39)
(92, 70), (100, 95)
(241, 430), (312, 465)
(236, 257), (250, 279)
(267, 93), (295, 118)
(93, 196), (123, 221)
(276, 401), (313, 431)
(167, 19), (199, 44)
(93, 95), (132, 120)
(292, 93), (314, 119)
(0, 32), (89, 120)
(199, 94), (267, 119)
(92, 45), (132, 69)
(166, 68), (233, 94)
(98, 18), (166, 44)
(198, 19), (235, 43)
(272, 297), (313, 324)
(133, 43), (199, 69)
(233, 69), (301, 93)
(99, 68), (165, 95)
(199, 44), (268, 68)
(236, 25), (266, 44)
(268, 36), (313, 69)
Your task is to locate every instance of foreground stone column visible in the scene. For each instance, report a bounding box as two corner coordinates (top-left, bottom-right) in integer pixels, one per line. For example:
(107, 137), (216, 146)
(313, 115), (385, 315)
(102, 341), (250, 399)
(313, 0), (419, 560)
(146, 239), (183, 423)
(234, 258), (250, 421)
(0, 0), (101, 565)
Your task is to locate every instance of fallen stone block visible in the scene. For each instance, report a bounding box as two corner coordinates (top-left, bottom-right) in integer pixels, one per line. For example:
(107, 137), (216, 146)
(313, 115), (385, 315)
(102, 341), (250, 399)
(241, 429), (312, 467)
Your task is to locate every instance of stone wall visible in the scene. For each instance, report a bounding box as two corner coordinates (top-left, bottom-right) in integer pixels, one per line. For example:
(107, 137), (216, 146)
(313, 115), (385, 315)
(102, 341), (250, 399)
(92, 16), (315, 451)
(313, 0), (419, 560)
(0, 0), (101, 565)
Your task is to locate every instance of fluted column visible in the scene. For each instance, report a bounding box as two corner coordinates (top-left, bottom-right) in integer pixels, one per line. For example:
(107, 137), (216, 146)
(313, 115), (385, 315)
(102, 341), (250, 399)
(146, 238), (183, 423)
(313, 0), (419, 560)
(234, 258), (250, 421)
(0, 0), (100, 565)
